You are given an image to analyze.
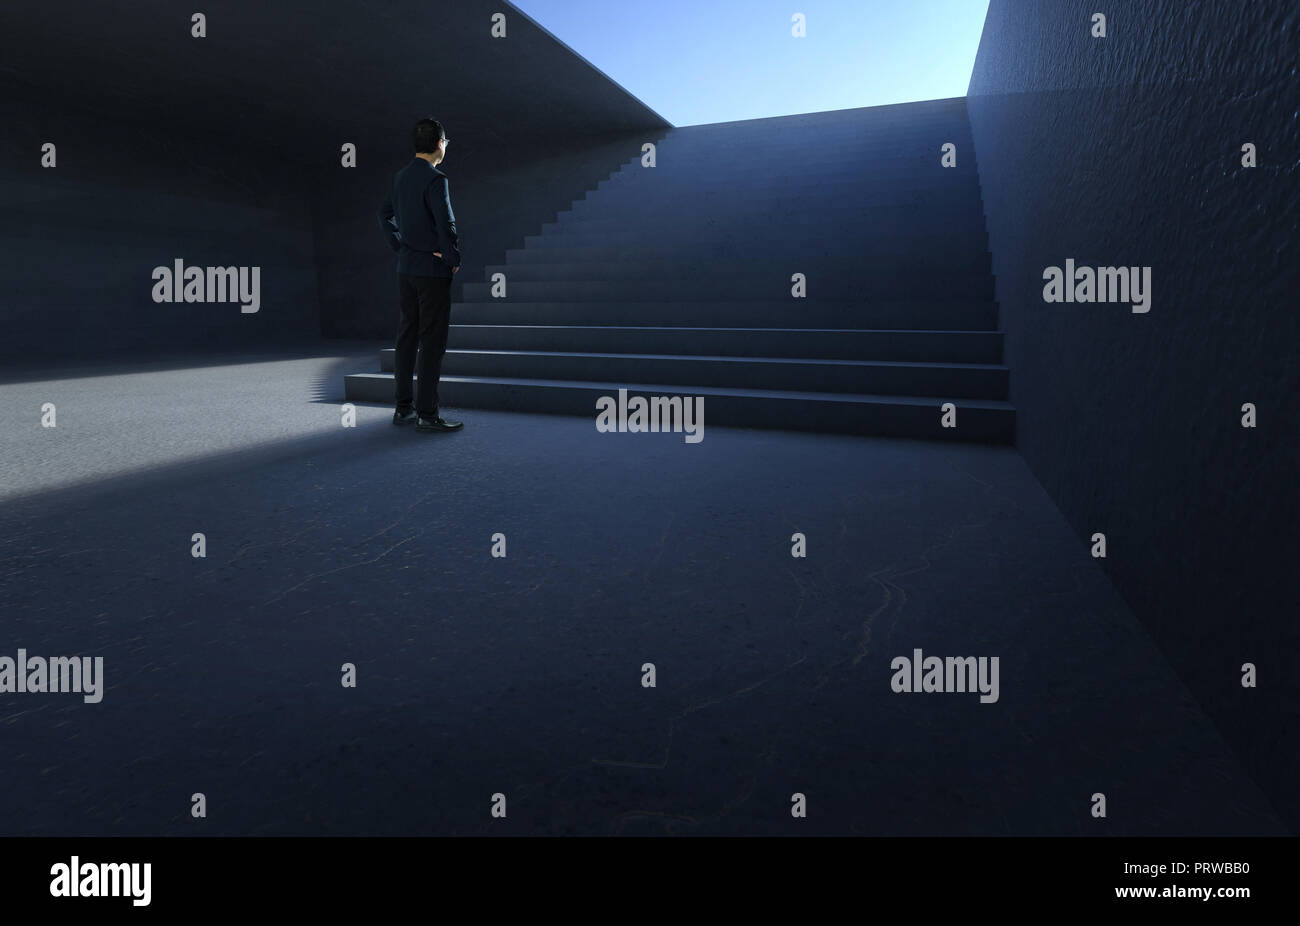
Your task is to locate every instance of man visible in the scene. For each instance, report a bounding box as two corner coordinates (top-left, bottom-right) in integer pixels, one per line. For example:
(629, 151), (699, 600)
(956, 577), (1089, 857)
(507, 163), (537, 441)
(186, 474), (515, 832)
(379, 117), (464, 432)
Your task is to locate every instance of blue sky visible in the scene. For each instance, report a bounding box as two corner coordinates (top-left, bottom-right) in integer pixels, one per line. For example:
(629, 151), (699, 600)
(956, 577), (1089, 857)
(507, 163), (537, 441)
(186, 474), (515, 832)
(510, 0), (992, 126)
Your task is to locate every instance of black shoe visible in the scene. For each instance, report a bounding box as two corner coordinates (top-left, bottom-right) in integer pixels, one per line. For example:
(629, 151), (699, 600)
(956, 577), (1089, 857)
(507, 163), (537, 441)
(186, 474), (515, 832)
(393, 408), (418, 425)
(415, 415), (463, 432)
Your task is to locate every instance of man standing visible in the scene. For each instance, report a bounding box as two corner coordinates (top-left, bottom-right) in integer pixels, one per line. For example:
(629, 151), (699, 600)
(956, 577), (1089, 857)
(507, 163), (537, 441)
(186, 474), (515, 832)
(379, 117), (464, 432)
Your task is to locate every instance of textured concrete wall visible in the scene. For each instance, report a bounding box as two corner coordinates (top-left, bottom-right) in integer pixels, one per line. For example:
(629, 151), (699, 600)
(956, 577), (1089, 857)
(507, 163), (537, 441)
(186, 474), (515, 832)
(968, 1), (1299, 830)
(0, 95), (322, 363)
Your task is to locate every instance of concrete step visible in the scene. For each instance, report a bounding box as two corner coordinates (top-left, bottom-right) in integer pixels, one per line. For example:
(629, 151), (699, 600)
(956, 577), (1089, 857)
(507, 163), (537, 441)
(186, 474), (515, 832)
(447, 300), (999, 329)
(597, 162), (980, 186)
(541, 206), (989, 238)
(342, 373), (1014, 443)
(459, 274), (995, 302)
(385, 327), (1004, 364)
(485, 254), (992, 281)
(600, 161), (977, 184)
(555, 186), (987, 220)
(520, 231), (989, 256)
(382, 348), (1007, 399)
(503, 236), (991, 263)
(565, 191), (986, 217)
(547, 208), (988, 235)
(521, 225), (989, 252)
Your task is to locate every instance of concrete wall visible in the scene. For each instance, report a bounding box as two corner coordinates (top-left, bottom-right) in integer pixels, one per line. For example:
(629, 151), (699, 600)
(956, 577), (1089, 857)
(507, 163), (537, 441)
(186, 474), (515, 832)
(0, 95), (322, 363)
(968, 0), (1299, 830)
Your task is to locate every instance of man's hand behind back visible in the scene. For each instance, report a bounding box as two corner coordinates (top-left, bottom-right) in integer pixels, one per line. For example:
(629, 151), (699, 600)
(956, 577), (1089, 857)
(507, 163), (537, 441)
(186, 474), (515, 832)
(432, 252), (459, 274)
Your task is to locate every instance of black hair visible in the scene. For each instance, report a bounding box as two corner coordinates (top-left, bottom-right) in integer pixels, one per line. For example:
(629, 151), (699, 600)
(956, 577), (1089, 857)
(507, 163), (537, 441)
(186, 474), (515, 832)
(413, 118), (446, 154)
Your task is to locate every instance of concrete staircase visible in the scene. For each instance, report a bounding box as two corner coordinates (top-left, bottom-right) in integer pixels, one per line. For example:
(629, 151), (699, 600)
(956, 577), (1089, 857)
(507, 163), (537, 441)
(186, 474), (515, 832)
(345, 97), (1013, 442)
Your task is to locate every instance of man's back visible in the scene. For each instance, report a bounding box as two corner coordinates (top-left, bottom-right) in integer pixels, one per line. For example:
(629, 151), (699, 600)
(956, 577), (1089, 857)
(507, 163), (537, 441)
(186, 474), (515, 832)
(380, 158), (461, 278)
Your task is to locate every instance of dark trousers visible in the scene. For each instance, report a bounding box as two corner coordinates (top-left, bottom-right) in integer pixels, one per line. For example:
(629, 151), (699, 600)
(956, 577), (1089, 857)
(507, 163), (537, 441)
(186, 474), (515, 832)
(394, 273), (453, 418)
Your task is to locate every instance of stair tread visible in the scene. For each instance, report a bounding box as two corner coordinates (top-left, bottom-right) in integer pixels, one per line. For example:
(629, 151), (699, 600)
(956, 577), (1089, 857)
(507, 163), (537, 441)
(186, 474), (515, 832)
(438, 348), (1008, 370)
(427, 326), (1004, 334)
(345, 372), (1014, 410)
(451, 300), (996, 307)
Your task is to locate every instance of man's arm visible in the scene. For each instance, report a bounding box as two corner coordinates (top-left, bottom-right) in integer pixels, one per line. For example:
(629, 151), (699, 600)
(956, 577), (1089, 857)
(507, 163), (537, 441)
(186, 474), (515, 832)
(378, 185), (401, 252)
(425, 175), (461, 270)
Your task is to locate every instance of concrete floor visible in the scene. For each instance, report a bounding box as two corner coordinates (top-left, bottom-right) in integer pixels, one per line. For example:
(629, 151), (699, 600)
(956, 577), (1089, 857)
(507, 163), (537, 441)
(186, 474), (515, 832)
(0, 345), (1285, 835)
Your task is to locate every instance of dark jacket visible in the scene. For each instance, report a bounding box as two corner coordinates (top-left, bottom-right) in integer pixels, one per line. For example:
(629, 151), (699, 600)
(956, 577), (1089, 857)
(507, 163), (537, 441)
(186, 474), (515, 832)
(379, 158), (461, 278)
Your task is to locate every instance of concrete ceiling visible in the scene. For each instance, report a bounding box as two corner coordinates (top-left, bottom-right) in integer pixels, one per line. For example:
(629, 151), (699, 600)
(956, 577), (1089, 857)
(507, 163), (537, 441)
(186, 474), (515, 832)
(0, 0), (672, 156)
